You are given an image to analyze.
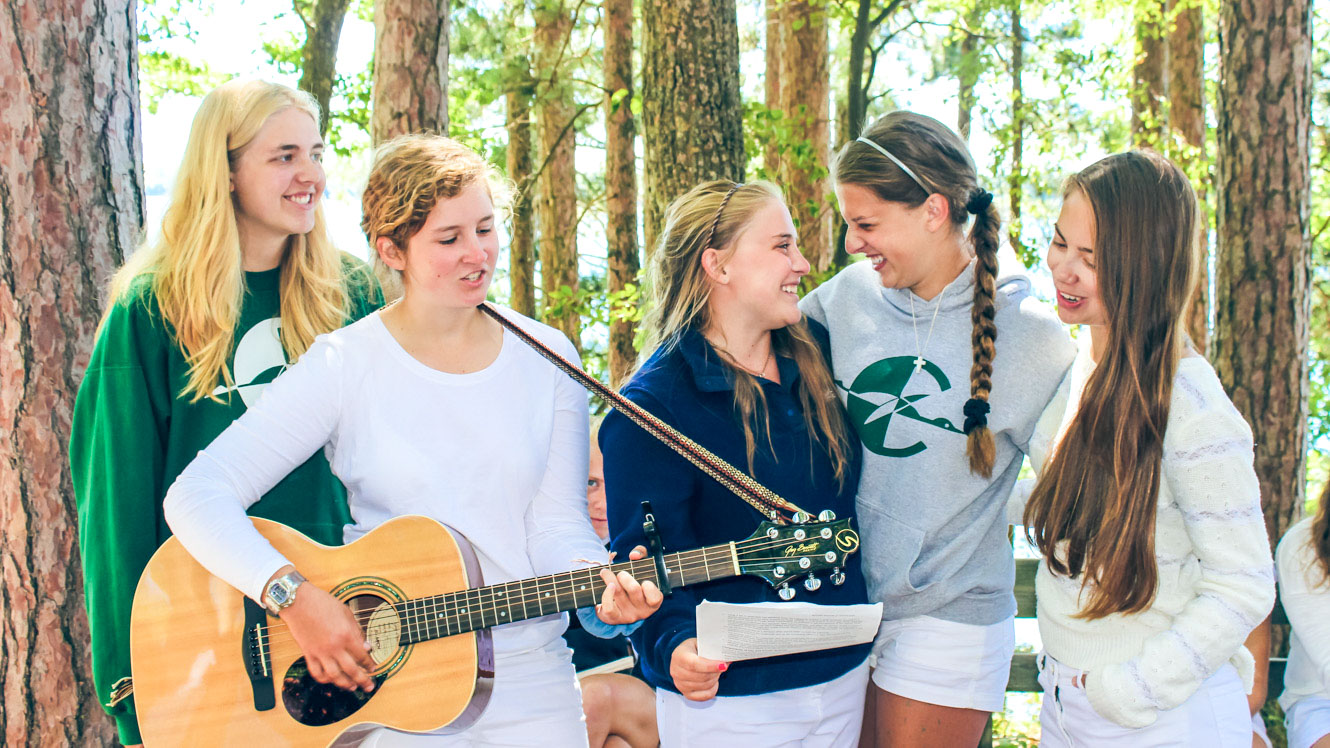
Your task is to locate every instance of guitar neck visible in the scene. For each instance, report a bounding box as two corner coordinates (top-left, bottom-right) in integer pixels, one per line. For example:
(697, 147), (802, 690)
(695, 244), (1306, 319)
(393, 543), (741, 645)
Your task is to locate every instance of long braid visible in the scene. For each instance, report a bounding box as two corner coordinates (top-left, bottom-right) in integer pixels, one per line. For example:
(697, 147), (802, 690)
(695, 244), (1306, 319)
(965, 192), (1000, 478)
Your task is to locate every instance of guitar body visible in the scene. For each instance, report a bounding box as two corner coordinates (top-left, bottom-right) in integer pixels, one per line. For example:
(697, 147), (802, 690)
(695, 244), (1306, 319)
(130, 515), (493, 747)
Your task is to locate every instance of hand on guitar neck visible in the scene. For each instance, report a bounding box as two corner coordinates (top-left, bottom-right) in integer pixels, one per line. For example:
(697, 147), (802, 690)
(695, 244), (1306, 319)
(266, 546), (663, 694)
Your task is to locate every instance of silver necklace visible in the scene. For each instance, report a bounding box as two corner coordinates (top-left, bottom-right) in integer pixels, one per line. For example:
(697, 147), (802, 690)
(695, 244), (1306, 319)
(909, 289), (945, 374)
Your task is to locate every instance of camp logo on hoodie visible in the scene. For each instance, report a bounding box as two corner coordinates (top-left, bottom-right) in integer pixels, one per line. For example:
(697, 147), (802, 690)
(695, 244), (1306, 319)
(210, 317), (288, 407)
(839, 355), (963, 457)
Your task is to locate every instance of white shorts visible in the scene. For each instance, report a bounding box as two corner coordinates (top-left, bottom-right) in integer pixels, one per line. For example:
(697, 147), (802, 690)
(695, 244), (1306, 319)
(1287, 697), (1330, 748)
(359, 640), (588, 747)
(1037, 653), (1252, 747)
(868, 615), (1014, 712)
(655, 660), (870, 748)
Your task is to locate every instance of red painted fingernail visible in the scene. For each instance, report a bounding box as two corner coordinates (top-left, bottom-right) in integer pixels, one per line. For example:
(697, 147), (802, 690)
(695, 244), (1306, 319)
(717, 663), (728, 672)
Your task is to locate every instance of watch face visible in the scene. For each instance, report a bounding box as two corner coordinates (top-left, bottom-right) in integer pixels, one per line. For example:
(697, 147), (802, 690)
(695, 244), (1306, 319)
(269, 583), (291, 605)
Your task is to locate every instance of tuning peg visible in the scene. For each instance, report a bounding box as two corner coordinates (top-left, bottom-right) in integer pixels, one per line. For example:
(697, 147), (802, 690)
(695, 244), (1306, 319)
(830, 567), (846, 586)
(818, 510), (836, 522)
(778, 584), (796, 601)
(792, 511), (812, 524)
(773, 565), (786, 578)
(804, 576), (822, 592)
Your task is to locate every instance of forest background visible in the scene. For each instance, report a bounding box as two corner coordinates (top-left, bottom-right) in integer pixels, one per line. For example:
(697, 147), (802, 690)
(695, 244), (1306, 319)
(0, 0), (1324, 744)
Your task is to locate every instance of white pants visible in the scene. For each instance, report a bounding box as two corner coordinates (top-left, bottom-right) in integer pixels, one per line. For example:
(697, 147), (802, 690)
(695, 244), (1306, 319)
(1037, 653), (1252, 747)
(655, 660), (870, 748)
(360, 640), (588, 747)
(869, 614), (1014, 712)
(1287, 696), (1330, 748)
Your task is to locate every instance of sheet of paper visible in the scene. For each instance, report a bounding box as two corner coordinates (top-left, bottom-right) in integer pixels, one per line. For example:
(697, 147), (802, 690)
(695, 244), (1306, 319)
(695, 600), (883, 662)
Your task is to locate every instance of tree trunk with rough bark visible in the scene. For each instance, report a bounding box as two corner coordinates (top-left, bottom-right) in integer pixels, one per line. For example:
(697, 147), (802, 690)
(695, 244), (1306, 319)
(1008, 0), (1024, 258)
(641, 0), (745, 255)
(506, 65), (537, 318)
(845, 0), (873, 142)
(1131, 0), (1168, 148)
(371, 0), (449, 144)
(604, 0), (640, 385)
(780, 0), (832, 270)
(534, 0), (581, 347)
(1213, 0), (1312, 546)
(0, 1), (144, 744)
(1169, 0), (1208, 352)
(295, 0), (354, 136)
(764, 0), (784, 173)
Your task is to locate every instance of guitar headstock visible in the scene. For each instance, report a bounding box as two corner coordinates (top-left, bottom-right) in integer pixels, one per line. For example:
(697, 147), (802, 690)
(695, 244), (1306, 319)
(735, 513), (860, 599)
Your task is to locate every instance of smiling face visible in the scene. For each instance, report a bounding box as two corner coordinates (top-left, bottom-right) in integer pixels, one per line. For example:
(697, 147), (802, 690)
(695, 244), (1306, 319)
(706, 199), (811, 333)
(1047, 188), (1109, 328)
(230, 106), (325, 253)
(378, 179), (499, 308)
(836, 182), (954, 295)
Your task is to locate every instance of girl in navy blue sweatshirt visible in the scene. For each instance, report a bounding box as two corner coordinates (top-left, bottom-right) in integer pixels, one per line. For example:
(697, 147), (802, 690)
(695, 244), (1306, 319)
(601, 181), (870, 746)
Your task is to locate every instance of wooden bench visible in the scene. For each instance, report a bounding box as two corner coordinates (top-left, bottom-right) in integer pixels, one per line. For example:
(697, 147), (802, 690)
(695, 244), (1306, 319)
(978, 558), (1287, 747)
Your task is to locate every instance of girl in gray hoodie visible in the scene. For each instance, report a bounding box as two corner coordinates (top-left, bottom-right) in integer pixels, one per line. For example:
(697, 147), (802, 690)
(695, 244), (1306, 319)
(800, 111), (1074, 747)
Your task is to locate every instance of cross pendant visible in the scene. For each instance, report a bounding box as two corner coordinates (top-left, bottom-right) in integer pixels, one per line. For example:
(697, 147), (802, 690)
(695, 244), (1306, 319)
(912, 356), (926, 372)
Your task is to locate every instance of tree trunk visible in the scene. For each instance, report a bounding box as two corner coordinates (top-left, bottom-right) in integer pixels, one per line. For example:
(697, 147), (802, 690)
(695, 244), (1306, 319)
(764, 0), (784, 173)
(296, 0), (354, 136)
(957, 0), (982, 141)
(506, 66), (537, 319)
(845, 0), (873, 142)
(0, 1), (143, 744)
(780, 0), (832, 270)
(1008, 0), (1024, 258)
(604, 0), (640, 385)
(641, 0), (745, 255)
(1213, 0), (1312, 546)
(1169, 0), (1208, 352)
(534, 0), (581, 347)
(1131, 0), (1168, 148)
(371, 0), (449, 144)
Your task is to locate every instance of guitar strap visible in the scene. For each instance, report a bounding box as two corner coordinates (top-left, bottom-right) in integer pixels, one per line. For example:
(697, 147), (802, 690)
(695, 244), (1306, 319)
(479, 303), (812, 525)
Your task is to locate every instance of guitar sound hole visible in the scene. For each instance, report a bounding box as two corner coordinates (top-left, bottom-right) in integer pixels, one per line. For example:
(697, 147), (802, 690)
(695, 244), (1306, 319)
(280, 593), (400, 726)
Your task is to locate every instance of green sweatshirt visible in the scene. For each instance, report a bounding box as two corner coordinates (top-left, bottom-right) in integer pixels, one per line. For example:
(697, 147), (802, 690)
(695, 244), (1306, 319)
(69, 256), (383, 745)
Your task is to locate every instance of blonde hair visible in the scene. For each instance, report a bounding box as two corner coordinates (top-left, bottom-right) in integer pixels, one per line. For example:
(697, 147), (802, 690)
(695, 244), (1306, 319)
(642, 180), (854, 484)
(107, 79), (349, 402)
(360, 134), (509, 296)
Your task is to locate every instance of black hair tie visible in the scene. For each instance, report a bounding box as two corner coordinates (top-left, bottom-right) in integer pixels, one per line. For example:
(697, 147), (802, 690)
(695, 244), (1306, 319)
(962, 397), (990, 434)
(966, 189), (994, 215)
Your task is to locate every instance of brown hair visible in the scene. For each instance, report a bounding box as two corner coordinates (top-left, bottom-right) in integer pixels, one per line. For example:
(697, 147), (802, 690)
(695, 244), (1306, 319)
(361, 134), (509, 294)
(832, 111), (1001, 477)
(1022, 150), (1200, 619)
(642, 180), (855, 484)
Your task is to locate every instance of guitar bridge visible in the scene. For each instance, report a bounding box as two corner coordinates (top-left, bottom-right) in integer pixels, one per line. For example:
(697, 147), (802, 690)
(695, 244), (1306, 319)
(242, 598), (276, 711)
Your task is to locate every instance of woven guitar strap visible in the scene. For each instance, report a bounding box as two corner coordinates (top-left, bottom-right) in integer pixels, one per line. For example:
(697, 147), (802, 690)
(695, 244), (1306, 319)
(480, 304), (810, 524)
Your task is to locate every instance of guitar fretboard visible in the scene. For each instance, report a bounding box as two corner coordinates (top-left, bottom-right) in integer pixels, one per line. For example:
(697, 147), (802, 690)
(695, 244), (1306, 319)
(389, 543), (740, 645)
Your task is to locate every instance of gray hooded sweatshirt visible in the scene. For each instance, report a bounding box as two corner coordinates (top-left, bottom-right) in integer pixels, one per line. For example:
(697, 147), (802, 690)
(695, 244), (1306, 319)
(801, 260), (1074, 625)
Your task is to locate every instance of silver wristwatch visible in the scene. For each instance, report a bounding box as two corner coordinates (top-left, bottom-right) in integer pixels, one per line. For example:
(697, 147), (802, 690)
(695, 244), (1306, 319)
(262, 570), (308, 616)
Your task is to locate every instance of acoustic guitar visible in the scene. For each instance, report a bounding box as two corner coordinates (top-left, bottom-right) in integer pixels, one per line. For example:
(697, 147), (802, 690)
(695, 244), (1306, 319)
(129, 511), (861, 747)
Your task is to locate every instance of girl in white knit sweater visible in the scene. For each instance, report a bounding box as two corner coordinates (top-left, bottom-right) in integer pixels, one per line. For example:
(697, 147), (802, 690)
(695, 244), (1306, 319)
(1277, 480), (1330, 748)
(1012, 150), (1275, 745)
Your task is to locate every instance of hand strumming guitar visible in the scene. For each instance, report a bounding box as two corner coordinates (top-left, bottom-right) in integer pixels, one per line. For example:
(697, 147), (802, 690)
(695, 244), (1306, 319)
(594, 545), (664, 625)
(267, 565), (376, 693)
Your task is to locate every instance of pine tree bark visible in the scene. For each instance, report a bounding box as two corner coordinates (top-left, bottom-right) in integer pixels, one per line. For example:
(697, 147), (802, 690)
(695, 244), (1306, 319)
(1213, 0), (1312, 544)
(604, 0), (640, 385)
(295, 0), (354, 136)
(1169, 0), (1208, 352)
(534, 0), (581, 347)
(1131, 0), (1168, 147)
(764, 0), (784, 173)
(506, 65), (537, 318)
(1008, 0), (1024, 258)
(0, 1), (143, 743)
(371, 0), (449, 144)
(779, 0), (832, 270)
(641, 0), (745, 255)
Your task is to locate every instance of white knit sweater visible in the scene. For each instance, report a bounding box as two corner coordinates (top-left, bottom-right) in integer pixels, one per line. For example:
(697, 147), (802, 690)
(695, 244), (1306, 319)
(1010, 343), (1276, 728)
(1276, 516), (1330, 714)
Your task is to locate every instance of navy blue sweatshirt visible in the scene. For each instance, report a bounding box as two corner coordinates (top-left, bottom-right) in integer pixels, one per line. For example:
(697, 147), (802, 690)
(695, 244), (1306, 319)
(601, 324), (870, 696)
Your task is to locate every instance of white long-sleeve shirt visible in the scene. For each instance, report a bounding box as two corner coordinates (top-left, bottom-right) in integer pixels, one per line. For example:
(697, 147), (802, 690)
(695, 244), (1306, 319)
(1277, 516), (1330, 713)
(163, 307), (608, 656)
(1010, 343), (1276, 728)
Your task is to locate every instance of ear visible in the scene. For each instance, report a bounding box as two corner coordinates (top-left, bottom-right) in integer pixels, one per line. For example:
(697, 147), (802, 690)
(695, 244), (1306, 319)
(701, 247), (729, 284)
(923, 193), (953, 232)
(376, 236), (406, 272)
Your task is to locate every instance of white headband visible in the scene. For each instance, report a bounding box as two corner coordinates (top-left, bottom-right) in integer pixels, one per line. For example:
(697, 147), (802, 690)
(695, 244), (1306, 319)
(855, 137), (931, 195)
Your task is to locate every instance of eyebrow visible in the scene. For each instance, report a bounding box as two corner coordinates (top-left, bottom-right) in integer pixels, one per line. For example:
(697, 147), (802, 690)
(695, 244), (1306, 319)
(428, 214), (496, 233)
(1053, 223), (1093, 252)
(273, 143), (324, 153)
(772, 232), (795, 240)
